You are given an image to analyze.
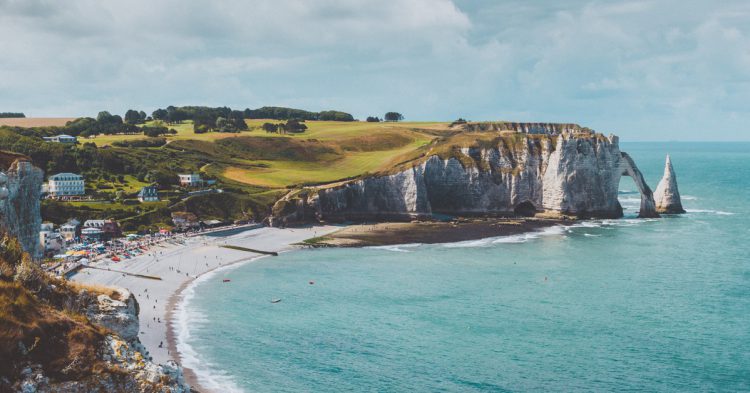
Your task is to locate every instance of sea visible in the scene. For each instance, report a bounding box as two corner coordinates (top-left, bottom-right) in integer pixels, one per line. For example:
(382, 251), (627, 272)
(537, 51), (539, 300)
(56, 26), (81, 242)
(176, 142), (749, 392)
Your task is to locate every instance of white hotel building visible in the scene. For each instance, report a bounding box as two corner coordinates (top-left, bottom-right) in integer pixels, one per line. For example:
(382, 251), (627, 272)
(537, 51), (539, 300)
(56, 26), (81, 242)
(47, 173), (85, 197)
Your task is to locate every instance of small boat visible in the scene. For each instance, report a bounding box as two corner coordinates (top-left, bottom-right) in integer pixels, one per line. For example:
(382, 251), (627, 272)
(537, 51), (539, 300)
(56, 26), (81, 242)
(271, 298), (282, 303)
(111, 256), (121, 262)
(222, 279), (231, 283)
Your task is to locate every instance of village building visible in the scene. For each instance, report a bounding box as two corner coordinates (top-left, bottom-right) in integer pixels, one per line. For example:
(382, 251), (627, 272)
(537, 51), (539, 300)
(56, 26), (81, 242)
(81, 227), (104, 242)
(39, 223), (63, 255)
(83, 219), (121, 240)
(47, 173), (85, 197)
(137, 186), (160, 202)
(200, 219), (224, 229)
(178, 173), (202, 187)
(42, 134), (77, 144)
(60, 219), (81, 242)
(171, 211), (200, 230)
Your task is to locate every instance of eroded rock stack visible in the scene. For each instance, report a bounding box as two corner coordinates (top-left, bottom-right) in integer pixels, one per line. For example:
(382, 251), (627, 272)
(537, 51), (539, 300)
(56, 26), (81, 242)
(654, 155), (686, 214)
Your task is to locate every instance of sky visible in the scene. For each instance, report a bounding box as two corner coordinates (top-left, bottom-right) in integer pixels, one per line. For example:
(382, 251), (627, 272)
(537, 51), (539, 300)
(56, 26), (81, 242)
(1, 0), (748, 141)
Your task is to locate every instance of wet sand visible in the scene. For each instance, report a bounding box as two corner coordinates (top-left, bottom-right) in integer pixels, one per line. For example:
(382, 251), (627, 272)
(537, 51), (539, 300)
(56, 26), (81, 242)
(308, 218), (566, 247)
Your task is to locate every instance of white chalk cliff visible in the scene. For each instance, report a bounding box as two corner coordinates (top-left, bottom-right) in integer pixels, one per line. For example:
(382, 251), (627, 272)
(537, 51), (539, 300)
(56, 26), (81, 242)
(272, 128), (664, 225)
(654, 155), (686, 214)
(0, 157), (43, 258)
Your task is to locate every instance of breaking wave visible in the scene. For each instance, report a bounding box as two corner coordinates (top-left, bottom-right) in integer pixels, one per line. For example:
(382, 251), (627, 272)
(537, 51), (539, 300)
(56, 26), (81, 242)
(686, 209), (735, 216)
(368, 243), (423, 253)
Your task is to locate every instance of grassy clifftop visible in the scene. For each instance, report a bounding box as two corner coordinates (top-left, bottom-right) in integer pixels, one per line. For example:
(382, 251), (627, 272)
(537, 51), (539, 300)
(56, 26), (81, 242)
(1, 119), (601, 226)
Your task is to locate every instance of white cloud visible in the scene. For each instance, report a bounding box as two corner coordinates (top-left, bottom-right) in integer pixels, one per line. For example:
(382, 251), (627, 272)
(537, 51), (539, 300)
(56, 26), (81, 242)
(0, 0), (749, 140)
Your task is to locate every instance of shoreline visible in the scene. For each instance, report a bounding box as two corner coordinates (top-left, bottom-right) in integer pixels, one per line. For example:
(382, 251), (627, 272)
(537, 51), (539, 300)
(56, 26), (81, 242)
(72, 225), (341, 393)
(164, 254), (271, 391)
(75, 219), (568, 392)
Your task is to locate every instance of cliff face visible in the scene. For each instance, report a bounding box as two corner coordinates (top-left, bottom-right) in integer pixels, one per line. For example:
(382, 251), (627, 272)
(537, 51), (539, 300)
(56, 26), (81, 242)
(271, 131), (660, 225)
(0, 157), (43, 258)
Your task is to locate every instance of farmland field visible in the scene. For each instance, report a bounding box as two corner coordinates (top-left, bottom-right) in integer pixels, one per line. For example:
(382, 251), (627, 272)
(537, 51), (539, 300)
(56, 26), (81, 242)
(83, 119), (451, 189)
(0, 117), (75, 127)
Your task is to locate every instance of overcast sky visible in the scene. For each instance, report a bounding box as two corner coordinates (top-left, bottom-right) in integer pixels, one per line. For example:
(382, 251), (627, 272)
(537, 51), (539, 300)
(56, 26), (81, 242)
(1, 0), (748, 140)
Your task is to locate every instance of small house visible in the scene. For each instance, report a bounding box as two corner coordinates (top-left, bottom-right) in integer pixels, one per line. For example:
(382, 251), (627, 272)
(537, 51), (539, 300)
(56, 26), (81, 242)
(171, 211), (200, 230)
(138, 186), (159, 202)
(60, 219), (81, 242)
(83, 219), (121, 240)
(178, 173), (202, 188)
(43, 134), (77, 144)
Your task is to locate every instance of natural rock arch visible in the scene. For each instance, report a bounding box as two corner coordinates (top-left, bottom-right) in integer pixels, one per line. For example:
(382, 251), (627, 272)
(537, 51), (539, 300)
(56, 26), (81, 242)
(618, 153), (659, 218)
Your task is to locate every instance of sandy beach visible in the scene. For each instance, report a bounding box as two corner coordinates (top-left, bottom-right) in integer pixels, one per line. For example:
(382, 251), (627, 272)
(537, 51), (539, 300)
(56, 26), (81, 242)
(72, 225), (340, 389)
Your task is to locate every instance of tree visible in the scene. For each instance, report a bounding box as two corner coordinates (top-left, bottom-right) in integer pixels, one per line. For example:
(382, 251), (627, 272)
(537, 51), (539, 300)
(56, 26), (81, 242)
(229, 110), (248, 131)
(142, 125), (169, 137)
(384, 112), (404, 122)
(215, 117), (230, 132)
(0, 112), (25, 118)
(262, 123), (278, 133)
(97, 111), (116, 124)
(124, 109), (142, 124)
(281, 119), (307, 133)
(318, 110), (354, 121)
(138, 111), (147, 122)
(366, 116), (381, 122)
(152, 108), (168, 121)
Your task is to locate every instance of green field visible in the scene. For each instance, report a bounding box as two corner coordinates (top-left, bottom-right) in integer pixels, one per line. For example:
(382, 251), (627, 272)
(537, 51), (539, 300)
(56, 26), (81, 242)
(86, 119), (451, 189)
(85, 121), (238, 146)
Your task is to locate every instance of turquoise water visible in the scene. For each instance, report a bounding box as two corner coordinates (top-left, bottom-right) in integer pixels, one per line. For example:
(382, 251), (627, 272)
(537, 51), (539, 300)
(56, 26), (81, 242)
(180, 142), (750, 392)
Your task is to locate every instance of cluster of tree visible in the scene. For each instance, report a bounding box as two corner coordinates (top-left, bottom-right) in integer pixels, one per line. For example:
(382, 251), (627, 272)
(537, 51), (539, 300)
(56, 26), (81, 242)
(366, 116), (381, 122)
(384, 112), (404, 122)
(151, 106), (248, 133)
(124, 109), (149, 124)
(194, 111), (247, 133)
(318, 111), (355, 121)
(245, 106), (354, 121)
(152, 107), (187, 124)
(65, 111), (140, 137)
(142, 125), (177, 138)
(0, 112), (25, 118)
(261, 119), (308, 134)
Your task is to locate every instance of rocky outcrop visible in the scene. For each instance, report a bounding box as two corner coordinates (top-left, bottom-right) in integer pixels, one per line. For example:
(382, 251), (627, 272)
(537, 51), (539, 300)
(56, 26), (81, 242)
(272, 130), (662, 225)
(0, 157), (43, 258)
(15, 335), (192, 393)
(86, 288), (140, 342)
(654, 155), (686, 214)
(5, 286), (193, 393)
